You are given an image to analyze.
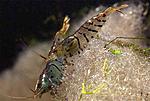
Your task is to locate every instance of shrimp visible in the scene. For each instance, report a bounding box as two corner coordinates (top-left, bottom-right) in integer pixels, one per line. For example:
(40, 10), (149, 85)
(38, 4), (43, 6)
(50, 4), (128, 63)
(2, 4), (128, 100)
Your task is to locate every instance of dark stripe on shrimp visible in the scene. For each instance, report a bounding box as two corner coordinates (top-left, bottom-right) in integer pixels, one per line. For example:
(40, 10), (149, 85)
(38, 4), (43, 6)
(69, 53), (73, 57)
(82, 26), (98, 33)
(54, 59), (63, 65)
(83, 33), (89, 42)
(78, 32), (82, 35)
(102, 20), (106, 22)
(88, 21), (94, 25)
(74, 36), (83, 51)
(95, 18), (101, 22)
(102, 13), (106, 17)
(94, 24), (103, 27)
(78, 32), (89, 42)
(51, 64), (62, 73)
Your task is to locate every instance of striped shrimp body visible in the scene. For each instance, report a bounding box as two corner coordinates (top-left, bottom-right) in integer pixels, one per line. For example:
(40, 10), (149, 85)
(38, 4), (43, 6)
(32, 6), (130, 99)
(51, 4), (128, 63)
(2, 4), (128, 100)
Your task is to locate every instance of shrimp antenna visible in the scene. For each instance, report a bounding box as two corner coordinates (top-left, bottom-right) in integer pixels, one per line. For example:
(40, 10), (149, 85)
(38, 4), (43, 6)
(0, 92), (34, 100)
(104, 36), (150, 48)
(104, 4), (128, 15)
(0, 87), (37, 100)
(18, 37), (47, 60)
(29, 88), (35, 93)
(115, 4), (128, 14)
(5, 95), (33, 100)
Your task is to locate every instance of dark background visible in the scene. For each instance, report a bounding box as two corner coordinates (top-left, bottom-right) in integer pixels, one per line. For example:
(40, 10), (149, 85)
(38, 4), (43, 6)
(0, 0), (149, 73)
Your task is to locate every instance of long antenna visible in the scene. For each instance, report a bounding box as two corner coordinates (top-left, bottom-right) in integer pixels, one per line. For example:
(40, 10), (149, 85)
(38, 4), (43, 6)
(104, 37), (149, 48)
(19, 37), (47, 60)
(5, 95), (33, 100)
(0, 92), (34, 100)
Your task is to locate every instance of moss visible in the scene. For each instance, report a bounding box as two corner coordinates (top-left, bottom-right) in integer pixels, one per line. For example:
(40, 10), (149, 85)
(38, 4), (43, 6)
(109, 48), (122, 55)
(112, 40), (150, 57)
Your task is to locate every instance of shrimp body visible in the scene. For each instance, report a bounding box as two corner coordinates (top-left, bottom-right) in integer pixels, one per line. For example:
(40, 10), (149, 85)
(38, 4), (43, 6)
(6, 4), (128, 99)
(51, 4), (128, 63)
(34, 4), (128, 98)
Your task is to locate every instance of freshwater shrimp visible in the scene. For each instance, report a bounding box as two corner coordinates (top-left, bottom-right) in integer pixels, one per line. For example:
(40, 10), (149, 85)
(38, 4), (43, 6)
(2, 4), (128, 100)
(50, 4), (128, 64)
